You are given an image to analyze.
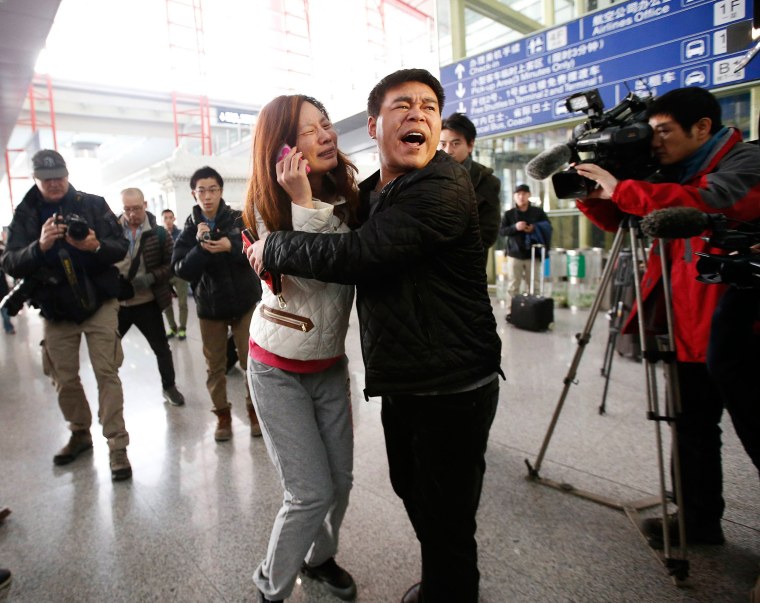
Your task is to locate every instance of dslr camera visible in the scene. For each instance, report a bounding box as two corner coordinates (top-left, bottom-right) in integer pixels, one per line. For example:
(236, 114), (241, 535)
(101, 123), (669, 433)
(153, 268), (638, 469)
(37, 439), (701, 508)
(55, 212), (91, 241)
(552, 89), (658, 199)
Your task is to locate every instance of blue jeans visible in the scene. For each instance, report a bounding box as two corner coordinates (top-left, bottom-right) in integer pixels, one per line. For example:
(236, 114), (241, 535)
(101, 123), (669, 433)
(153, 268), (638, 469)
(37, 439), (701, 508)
(381, 377), (500, 603)
(248, 355), (353, 600)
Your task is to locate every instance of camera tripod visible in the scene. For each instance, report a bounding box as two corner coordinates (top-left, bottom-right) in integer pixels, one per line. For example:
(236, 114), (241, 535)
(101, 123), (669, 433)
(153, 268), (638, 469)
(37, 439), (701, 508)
(599, 246), (637, 415)
(524, 215), (690, 584)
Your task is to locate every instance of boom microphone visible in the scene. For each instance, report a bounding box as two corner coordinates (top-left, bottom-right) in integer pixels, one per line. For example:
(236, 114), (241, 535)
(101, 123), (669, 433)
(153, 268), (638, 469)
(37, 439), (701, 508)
(640, 207), (712, 238)
(525, 144), (573, 180)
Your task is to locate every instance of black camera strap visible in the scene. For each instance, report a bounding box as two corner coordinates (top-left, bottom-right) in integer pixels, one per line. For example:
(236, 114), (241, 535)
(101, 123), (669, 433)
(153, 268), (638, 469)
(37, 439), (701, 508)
(58, 248), (96, 312)
(126, 234), (147, 282)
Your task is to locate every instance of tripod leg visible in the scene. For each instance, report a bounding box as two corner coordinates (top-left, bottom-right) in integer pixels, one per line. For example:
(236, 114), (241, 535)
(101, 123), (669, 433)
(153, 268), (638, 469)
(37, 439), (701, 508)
(526, 225), (627, 477)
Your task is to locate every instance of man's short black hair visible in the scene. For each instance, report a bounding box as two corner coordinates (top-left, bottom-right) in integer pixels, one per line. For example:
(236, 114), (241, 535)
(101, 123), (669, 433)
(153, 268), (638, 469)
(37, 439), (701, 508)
(646, 87), (723, 135)
(367, 68), (445, 118)
(190, 166), (224, 190)
(442, 112), (477, 145)
(161, 208), (175, 217)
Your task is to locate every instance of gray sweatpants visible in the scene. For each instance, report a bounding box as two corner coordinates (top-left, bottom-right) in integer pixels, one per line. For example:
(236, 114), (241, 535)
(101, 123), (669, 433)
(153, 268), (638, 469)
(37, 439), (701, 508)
(247, 355), (354, 600)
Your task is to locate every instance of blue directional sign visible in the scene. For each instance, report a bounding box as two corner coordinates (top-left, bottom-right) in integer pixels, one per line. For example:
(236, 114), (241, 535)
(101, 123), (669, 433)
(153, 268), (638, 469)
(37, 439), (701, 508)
(440, 0), (760, 137)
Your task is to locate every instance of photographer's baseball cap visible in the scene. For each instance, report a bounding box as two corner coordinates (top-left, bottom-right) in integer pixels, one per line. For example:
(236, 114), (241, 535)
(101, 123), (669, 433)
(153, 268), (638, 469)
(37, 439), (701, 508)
(514, 183), (530, 193)
(32, 149), (68, 179)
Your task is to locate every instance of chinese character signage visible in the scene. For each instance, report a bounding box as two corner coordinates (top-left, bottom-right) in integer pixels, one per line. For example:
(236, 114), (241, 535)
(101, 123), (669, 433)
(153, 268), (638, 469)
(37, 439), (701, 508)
(440, 0), (759, 137)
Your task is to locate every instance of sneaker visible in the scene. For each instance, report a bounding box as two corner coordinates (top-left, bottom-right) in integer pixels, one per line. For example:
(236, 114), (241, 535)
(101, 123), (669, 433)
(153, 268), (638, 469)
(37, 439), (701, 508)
(53, 430), (93, 466)
(641, 513), (725, 549)
(109, 448), (132, 481)
(258, 590), (283, 603)
(0, 568), (11, 590)
(177, 328), (186, 341)
(166, 328), (176, 339)
(0, 507), (10, 523)
(301, 558), (356, 601)
(163, 385), (185, 406)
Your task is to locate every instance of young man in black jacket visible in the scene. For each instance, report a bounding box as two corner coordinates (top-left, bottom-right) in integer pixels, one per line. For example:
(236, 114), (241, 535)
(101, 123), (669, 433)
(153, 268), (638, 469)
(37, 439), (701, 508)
(1, 150), (132, 481)
(171, 166), (262, 441)
(249, 69), (502, 603)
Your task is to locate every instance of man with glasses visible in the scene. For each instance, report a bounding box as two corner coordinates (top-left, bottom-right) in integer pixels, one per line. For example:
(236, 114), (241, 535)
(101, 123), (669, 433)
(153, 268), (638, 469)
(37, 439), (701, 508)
(1, 150), (132, 481)
(116, 188), (185, 407)
(574, 87), (760, 550)
(172, 166), (262, 441)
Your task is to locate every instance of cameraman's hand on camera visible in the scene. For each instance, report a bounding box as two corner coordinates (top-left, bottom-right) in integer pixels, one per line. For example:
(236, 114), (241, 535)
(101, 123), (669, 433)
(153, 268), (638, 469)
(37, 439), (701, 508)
(276, 146), (313, 208)
(203, 236), (232, 254)
(66, 229), (99, 253)
(39, 216), (66, 252)
(575, 163), (618, 199)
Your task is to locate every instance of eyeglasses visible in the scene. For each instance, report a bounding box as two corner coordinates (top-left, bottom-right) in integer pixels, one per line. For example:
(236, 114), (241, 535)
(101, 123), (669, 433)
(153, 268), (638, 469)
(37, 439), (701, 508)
(194, 187), (221, 195)
(123, 206), (145, 214)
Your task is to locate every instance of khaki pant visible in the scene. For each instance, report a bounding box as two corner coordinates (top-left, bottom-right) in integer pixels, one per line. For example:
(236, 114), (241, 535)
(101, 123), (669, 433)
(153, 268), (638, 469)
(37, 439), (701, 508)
(42, 298), (128, 451)
(506, 256), (539, 300)
(164, 276), (189, 331)
(198, 304), (255, 411)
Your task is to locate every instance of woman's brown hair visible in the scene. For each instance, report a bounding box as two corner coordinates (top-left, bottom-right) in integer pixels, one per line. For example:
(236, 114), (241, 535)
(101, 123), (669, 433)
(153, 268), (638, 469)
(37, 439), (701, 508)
(243, 95), (359, 235)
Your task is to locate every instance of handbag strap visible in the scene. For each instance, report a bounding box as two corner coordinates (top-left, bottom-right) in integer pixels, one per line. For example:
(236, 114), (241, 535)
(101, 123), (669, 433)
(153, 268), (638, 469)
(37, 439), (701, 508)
(126, 233), (147, 281)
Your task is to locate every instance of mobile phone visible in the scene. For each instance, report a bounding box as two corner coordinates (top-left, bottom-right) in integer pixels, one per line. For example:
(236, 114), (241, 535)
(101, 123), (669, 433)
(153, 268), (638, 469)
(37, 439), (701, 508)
(241, 228), (257, 251)
(277, 144), (310, 173)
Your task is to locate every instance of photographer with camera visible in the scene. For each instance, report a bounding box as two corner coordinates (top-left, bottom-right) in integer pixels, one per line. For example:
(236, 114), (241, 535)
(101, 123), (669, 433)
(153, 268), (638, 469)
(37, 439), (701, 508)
(573, 87), (760, 548)
(0, 149), (133, 481)
(171, 166), (262, 441)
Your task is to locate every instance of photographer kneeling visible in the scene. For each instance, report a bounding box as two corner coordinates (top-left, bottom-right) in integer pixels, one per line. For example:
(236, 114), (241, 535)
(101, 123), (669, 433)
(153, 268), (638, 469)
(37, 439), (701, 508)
(574, 87), (760, 547)
(1, 150), (133, 481)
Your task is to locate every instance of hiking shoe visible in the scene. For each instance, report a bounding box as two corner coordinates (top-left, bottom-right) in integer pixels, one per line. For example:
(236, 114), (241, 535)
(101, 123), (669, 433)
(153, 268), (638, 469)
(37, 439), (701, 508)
(178, 328), (187, 341)
(641, 513), (724, 549)
(53, 430), (93, 466)
(163, 385), (185, 406)
(166, 328), (176, 339)
(109, 449), (132, 481)
(301, 558), (356, 601)
(0, 507), (11, 523)
(213, 408), (232, 441)
(0, 568), (11, 590)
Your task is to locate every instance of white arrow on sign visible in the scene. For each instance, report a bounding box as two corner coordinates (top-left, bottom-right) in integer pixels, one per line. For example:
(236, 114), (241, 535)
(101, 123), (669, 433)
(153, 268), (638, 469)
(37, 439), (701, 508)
(456, 82), (466, 98)
(455, 64), (465, 79)
(457, 102), (467, 113)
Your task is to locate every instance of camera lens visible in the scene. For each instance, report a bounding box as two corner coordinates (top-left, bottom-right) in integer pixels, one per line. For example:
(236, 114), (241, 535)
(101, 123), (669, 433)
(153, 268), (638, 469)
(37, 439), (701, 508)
(201, 232), (211, 242)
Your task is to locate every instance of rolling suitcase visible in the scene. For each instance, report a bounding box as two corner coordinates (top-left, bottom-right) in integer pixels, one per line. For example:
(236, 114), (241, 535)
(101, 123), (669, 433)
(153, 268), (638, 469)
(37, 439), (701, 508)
(508, 244), (554, 332)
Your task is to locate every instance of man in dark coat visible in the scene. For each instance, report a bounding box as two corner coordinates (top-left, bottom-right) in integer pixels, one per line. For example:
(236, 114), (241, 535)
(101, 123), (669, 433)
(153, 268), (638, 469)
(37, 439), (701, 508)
(249, 69), (502, 603)
(171, 166), (262, 441)
(1, 149), (132, 481)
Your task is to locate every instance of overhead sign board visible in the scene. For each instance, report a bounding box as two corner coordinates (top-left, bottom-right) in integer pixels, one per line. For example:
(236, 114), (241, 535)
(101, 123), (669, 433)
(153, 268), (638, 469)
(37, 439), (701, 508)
(440, 0), (759, 137)
(215, 106), (258, 126)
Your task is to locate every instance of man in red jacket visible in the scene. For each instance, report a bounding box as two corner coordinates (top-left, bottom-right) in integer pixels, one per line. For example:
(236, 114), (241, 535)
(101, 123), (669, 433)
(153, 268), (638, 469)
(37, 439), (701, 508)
(574, 87), (760, 548)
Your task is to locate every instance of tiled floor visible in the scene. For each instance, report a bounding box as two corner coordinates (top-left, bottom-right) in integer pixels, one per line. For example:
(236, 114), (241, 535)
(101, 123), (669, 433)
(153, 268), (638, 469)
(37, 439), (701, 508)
(0, 296), (757, 602)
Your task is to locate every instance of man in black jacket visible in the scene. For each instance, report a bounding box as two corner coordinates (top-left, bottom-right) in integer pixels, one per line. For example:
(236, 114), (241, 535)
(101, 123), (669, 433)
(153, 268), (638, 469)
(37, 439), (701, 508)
(440, 112), (501, 263)
(499, 183), (552, 301)
(171, 166), (262, 441)
(249, 69), (502, 603)
(1, 150), (132, 481)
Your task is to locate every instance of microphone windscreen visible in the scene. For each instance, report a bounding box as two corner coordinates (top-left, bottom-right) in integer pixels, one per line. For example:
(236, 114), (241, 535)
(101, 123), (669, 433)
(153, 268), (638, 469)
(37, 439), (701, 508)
(526, 144), (573, 180)
(640, 207), (711, 238)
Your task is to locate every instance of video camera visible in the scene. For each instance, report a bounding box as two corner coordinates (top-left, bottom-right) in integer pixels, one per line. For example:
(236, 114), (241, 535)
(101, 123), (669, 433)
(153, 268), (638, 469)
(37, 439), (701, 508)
(551, 89), (658, 199)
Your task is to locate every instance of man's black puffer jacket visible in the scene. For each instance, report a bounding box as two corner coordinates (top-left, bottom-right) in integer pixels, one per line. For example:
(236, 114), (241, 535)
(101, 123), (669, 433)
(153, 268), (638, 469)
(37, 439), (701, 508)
(2, 184), (127, 322)
(171, 200), (261, 320)
(263, 151), (502, 397)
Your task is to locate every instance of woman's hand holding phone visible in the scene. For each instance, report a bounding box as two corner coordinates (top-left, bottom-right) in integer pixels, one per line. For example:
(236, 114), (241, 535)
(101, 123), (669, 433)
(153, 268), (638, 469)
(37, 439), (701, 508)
(275, 145), (313, 208)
